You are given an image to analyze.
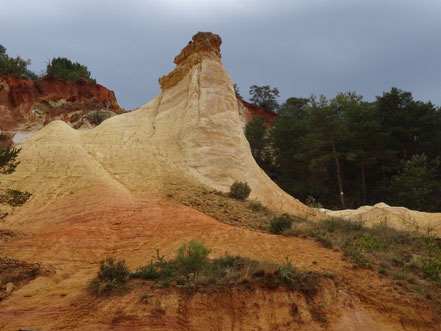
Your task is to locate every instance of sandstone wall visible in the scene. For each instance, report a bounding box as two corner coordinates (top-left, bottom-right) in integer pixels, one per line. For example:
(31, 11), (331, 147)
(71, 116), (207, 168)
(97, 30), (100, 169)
(0, 75), (122, 146)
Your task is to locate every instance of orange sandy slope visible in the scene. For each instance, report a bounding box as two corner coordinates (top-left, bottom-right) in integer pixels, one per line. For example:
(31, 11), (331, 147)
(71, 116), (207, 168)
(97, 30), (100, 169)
(0, 192), (437, 330)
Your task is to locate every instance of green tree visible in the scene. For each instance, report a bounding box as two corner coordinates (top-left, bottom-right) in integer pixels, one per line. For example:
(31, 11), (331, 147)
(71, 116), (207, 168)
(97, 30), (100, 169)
(249, 85), (279, 112)
(45, 57), (96, 83)
(257, 88), (441, 211)
(342, 96), (383, 205)
(245, 115), (267, 162)
(270, 97), (311, 200)
(389, 154), (441, 211)
(376, 88), (439, 162)
(307, 94), (348, 209)
(279, 97), (310, 119)
(0, 44), (38, 80)
(233, 83), (242, 98)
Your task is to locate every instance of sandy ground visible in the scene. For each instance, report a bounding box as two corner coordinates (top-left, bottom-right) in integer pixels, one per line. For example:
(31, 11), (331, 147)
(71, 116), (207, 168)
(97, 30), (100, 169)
(0, 192), (438, 330)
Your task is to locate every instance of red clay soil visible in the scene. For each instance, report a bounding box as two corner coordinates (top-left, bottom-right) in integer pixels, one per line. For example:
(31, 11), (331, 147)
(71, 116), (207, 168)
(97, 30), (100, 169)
(0, 192), (438, 330)
(238, 98), (276, 126)
(0, 75), (122, 146)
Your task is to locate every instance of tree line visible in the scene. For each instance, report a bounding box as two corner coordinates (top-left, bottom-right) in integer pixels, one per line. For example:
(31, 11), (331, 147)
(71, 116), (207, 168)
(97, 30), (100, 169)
(0, 44), (95, 82)
(245, 86), (441, 212)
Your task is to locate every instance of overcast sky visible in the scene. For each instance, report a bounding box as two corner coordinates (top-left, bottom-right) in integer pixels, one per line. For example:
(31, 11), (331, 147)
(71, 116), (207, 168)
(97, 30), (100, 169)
(1, 0), (440, 109)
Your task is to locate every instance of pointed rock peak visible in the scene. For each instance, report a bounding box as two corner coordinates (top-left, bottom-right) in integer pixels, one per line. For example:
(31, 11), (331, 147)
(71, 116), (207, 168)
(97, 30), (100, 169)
(159, 32), (222, 90)
(174, 32), (222, 65)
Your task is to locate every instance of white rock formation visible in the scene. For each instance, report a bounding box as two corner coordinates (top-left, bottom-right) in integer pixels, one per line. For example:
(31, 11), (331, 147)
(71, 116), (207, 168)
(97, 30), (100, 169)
(1, 32), (308, 216)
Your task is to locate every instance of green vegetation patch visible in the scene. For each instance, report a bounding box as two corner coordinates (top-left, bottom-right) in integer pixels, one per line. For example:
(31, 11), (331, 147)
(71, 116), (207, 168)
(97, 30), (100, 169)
(89, 240), (328, 297)
(165, 182), (278, 232)
(0, 189), (32, 207)
(89, 257), (130, 295)
(228, 181), (251, 200)
(283, 217), (441, 307)
(269, 214), (293, 234)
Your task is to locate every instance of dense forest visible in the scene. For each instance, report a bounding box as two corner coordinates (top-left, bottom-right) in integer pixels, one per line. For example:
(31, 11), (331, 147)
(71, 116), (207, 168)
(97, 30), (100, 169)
(244, 86), (441, 212)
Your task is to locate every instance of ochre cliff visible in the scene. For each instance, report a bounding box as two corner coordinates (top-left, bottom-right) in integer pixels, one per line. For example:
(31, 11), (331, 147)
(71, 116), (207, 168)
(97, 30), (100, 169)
(0, 32), (440, 330)
(237, 98), (277, 127)
(0, 75), (122, 146)
(140, 32), (307, 212)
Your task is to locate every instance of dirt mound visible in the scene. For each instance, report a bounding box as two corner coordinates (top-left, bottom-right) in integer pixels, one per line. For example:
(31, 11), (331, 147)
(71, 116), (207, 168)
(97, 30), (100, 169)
(321, 202), (441, 236)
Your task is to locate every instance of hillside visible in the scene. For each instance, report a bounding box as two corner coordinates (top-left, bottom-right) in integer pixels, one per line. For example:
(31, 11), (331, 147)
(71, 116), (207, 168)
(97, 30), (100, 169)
(0, 32), (440, 330)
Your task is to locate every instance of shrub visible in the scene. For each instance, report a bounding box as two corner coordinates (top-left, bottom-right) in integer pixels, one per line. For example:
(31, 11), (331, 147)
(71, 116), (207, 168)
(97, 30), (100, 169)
(284, 222), (311, 238)
(360, 233), (382, 252)
(0, 147), (21, 175)
(248, 199), (263, 211)
(85, 111), (106, 125)
(219, 254), (237, 268)
(306, 196), (323, 209)
(229, 181), (251, 200)
(418, 236), (441, 281)
(176, 240), (211, 275)
(89, 257), (129, 294)
(277, 259), (319, 296)
(131, 261), (160, 280)
(345, 247), (369, 268)
(1, 189), (32, 206)
(269, 215), (293, 234)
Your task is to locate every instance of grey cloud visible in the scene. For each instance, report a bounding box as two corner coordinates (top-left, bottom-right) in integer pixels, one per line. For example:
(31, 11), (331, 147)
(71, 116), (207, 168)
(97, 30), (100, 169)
(1, 0), (440, 109)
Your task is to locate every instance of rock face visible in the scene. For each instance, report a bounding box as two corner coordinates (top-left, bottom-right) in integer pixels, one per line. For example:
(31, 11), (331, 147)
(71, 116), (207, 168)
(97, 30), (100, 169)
(139, 32), (308, 212)
(0, 31), (308, 215)
(0, 75), (122, 146)
(237, 98), (277, 128)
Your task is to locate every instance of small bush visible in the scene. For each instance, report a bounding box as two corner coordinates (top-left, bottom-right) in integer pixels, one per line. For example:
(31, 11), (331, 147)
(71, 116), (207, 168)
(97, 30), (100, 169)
(278, 259), (319, 296)
(306, 196), (323, 209)
(85, 111), (106, 125)
(248, 199), (263, 211)
(229, 181), (251, 200)
(345, 247), (369, 268)
(285, 222), (313, 237)
(219, 254), (237, 268)
(176, 240), (211, 275)
(89, 257), (129, 294)
(360, 233), (382, 252)
(418, 236), (441, 281)
(0, 147), (21, 175)
(269, 215), (293, 234)
(131, 261), (160, 280)
(0, 189), (32, 206)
